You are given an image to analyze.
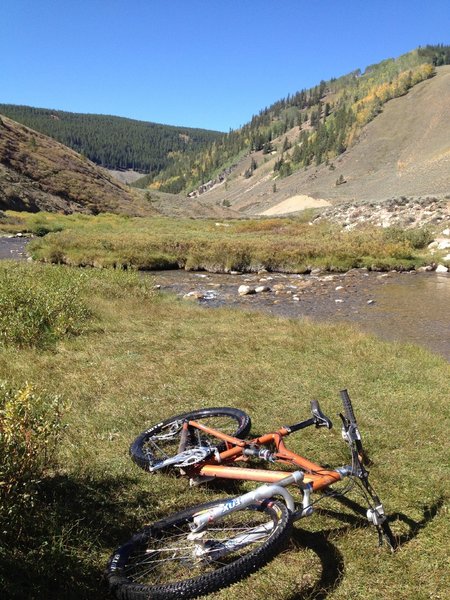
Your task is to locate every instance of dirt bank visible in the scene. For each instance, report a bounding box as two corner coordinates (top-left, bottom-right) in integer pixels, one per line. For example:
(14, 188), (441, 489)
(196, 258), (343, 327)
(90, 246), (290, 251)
(258, 195), (331, 216)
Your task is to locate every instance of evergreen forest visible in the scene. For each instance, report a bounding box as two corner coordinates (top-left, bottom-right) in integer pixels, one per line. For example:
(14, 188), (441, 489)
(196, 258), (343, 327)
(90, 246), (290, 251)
(0, 105), (223, 175)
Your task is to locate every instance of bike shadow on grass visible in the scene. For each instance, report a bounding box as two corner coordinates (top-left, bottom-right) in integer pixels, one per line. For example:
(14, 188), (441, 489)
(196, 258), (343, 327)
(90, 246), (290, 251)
(207, 477), (444, 549)
(282, 494), (445, 600)
(317, 493), (445, 548)
(195, 478), (444, 599)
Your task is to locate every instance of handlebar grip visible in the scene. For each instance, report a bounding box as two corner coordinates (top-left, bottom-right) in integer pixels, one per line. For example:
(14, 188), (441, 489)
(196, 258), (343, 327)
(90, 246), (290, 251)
(340, 389), (357, 423)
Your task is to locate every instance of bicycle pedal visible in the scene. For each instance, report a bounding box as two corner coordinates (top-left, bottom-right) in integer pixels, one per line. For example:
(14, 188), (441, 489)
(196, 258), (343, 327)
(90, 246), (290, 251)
(189, 475), (216, 487)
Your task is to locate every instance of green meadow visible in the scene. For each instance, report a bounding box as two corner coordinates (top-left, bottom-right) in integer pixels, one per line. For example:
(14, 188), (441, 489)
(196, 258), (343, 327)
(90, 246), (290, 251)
(1, 211), (434, 273)
(0, 259), (449, 600)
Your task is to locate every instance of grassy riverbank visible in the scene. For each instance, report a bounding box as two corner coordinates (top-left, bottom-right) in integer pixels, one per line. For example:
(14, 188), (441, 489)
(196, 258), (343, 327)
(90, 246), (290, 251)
(1, 211), (434, 272)
(0, 261), (449, 599)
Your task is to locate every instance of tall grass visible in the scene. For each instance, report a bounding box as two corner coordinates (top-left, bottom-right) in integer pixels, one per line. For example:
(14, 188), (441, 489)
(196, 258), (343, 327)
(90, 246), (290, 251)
(0, 262), (91, 347)
(2, 211), (432, 273)
(0, 262), (155, 348)
(0, 382), (64, 536)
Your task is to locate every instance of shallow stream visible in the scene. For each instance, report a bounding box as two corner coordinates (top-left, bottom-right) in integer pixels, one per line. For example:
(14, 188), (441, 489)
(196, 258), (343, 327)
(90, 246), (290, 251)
(1, 236), (448, 361)
(151, 269), (450, 361)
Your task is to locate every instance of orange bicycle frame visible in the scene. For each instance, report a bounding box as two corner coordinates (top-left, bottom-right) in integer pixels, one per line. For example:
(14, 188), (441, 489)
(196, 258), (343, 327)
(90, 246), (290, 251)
(182, 420), (342, 491)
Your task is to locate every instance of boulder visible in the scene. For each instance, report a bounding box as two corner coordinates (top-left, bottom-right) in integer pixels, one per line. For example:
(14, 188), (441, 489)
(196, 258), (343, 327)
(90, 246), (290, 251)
(435, 264), (449, 273)
(238, 285), (255, 296)
(183, 291), (205, 301)
(255, 285), (271, 293)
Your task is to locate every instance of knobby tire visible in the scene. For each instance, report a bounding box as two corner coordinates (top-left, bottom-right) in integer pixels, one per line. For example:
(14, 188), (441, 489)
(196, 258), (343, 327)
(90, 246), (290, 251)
(106, 498), (292, 600)
(130, 407), (251, 472)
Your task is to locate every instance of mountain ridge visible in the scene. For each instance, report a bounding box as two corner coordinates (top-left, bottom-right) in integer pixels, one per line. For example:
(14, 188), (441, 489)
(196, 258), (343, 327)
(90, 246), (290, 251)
(192, 65), (450, 216)
(0, 115), (154, 215)
(0, 46), (449, 218)
(145, 45), (450, 195)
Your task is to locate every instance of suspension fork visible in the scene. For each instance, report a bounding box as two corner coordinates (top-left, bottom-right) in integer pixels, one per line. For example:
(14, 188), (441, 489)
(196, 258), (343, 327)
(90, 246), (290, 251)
(349, 451), (396, 549)
(189, 471), (304, 533)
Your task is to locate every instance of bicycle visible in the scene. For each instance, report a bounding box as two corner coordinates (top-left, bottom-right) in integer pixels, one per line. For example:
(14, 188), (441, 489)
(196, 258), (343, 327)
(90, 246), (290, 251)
(106, 389), (396, 600)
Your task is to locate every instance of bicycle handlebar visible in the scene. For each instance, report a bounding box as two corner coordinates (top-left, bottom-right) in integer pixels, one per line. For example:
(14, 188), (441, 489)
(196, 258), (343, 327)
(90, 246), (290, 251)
(340, 389), (357, 423)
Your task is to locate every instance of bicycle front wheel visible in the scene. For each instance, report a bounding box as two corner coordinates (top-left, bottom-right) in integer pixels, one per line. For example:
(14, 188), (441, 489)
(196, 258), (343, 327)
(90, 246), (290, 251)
(130, 407), (251, 471)
(106, 498), (291, 600)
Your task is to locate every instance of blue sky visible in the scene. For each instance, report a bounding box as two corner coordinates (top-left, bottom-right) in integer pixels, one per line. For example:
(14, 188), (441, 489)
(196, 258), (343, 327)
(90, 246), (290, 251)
(1, 0), (449, 132)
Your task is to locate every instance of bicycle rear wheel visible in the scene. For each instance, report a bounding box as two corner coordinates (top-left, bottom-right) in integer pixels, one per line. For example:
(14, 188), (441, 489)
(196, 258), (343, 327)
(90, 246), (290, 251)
(106, 498), (291, 600)
(130, 407), (251, 472)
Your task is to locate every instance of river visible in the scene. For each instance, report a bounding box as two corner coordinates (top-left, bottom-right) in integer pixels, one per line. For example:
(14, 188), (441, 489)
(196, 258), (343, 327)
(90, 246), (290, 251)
(1, 236), (448, 361)
(151, 269), (450, 362)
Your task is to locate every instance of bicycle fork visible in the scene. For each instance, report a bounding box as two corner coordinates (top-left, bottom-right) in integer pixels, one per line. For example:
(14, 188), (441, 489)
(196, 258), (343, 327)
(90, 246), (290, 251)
(187, 471), (304, 560)
(189, 470), (303, 535)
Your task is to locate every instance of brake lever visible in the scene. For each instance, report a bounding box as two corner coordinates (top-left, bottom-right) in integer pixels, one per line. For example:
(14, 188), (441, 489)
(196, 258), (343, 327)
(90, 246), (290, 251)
(310, 400), (333, 429)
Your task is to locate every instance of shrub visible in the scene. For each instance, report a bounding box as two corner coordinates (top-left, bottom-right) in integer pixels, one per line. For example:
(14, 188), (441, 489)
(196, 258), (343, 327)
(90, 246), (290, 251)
(383, 226), (433, 250)
(0, 382), (64, 535)
(0, 263), (92, 348)
(404, 227), (434, 249)
(32, 224), (63, 237)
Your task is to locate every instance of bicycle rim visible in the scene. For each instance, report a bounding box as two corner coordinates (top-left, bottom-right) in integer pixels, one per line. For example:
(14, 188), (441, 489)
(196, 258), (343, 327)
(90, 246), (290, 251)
(107, 498), (291, 600)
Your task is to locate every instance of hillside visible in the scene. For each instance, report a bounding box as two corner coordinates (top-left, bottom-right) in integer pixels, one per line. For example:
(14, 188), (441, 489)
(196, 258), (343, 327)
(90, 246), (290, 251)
(0, 115), (154, 215)
(144, 45), (449, 196)
(0, 105), (223, 176)
(192, 65), (450, 216)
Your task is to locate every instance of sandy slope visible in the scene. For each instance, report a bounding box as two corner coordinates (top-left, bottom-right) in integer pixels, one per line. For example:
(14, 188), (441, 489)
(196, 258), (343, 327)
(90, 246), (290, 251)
(258, 195), (331, 215)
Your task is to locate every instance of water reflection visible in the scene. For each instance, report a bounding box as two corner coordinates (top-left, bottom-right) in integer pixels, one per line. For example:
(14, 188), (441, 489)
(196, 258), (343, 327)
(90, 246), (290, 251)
(152, 270), (450, 362)
(357, 273), (450, 360)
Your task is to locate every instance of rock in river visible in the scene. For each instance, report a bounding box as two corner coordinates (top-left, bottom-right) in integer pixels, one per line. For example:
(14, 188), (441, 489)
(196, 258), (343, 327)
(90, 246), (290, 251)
(238, 285), (255, 296)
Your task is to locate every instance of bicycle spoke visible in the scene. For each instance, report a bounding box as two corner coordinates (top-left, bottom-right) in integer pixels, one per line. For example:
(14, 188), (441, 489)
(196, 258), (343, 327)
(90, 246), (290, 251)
(122, 513), (277, 587)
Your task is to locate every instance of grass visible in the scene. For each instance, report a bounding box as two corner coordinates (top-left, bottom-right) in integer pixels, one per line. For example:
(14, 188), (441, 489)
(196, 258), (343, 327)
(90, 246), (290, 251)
(0, 211), (433, 273)
(0, 261), (449, 599)
(0, 262), (92, 347)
